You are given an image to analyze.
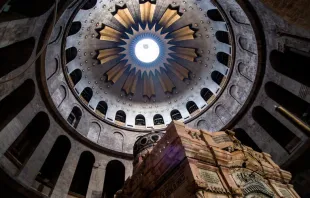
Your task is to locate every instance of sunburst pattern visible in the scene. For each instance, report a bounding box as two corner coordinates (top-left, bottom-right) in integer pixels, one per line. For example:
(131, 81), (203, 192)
(97, 1), (198, 97)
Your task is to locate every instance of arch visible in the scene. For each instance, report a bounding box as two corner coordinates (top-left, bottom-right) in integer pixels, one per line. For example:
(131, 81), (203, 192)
(102, 160), (125, 198)
(186, 101), (199, 114)
(252, 106), (300, 152)
(265, 82), (310, 124)
(87, 122), (101, 142)
(201, 88), (214, 103)
(35, 136), (71, 194)
(68, 21), (82, 36)
(68, 151), (95, 197)
(80, 87), (93, 103)
(211, 71), (224, 86)
(69, 69), (82, 86)
(270, 49), (310, 87)
(67, 106), (82, 128)
(171, 109), (182, 121)
(81, 0), (97, 10)
(207, 9), (224, 22)
(154, 114), (164, 125)
(96, 101), (108, 117)
(65, 47), (77, 64)
(215, 31), (230, 45)
(113, 132), (124, 152)
(115, 110), (126, 123)
(0, 38), (35, 78)
(233, 128), (261, 152)
(217, 52), (230, 66)
(5, 112), (50, 169)
(0, 79), (35, 132)
(0, 0), (54, 21)
(135, 114), (146, 126)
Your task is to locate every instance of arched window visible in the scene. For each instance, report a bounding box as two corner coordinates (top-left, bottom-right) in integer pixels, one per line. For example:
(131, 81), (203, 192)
(102, 160), (125, 198)
(233, 128), (261, 152)
(207, 9), (224, 22)
(115, 110), (126, 123)
(252, 106), (300, 153)
(135, 115), (146, 126)
(96, 101), (108, 117)
(69, 69), (82, 86)
(0, 79), (35, 132)
(65, 47), (77, 64)
(217, 52), (230, 66)
(154, 114), (164, 125)
(5, 112), (50, 169)
(186, 101), (199, 114)
(265, 82), (310, 124)
(0, 0), (55, 22)
(67, 107), (82, 128)
(35, 136), (71, 195)
(211, 71), (224, 86)
(80, 87), (93, 103)
(201, 88), (214, 103)
(215, 31), (230, 45)
(270, 49), (310, 87)
(171, 110), (182, 121)
(81, 0), (97, 10)
(0, 38), (35, 78)
(68, 21), (82, 36)
(68, 151), (95, 197)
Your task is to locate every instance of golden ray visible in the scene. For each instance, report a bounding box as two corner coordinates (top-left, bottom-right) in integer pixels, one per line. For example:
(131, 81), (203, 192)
(99, 26), (122, 42)
(106, 63), (128, 83)
(157, 69), (175, 93)
(172, 47), (198, 62)
(114, 7), (135, 28)
(143, 72), (155, 98)
(140, 1), (156, 23)
(159, 8), (181, 28)
(123, 69), (139, 94)
(97, 48), (122, 64)
(166, 60), (189, 80)
(170, 26), (195, 41)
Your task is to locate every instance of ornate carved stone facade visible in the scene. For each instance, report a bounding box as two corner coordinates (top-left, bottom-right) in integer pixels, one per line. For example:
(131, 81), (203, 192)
(116, 121), (300, 198)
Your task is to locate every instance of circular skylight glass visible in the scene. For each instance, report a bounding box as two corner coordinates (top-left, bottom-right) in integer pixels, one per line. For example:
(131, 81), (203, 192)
(134, 38), (160, 63)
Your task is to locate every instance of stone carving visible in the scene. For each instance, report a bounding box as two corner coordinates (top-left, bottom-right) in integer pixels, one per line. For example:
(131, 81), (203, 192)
(199, 169), (220, 184)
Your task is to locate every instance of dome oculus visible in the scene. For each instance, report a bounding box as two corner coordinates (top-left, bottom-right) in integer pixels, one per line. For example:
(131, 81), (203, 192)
(134, 38), (160, 63)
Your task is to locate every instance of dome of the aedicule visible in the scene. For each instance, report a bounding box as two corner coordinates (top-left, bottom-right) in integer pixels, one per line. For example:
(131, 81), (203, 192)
(0, 0), (309, 197)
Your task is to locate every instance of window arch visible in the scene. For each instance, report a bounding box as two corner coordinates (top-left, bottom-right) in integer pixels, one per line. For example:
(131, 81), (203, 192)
(96, 101), (108, 117)
(5, 112), (50, 169)
(186, 101), (199, 114)
(217, 52), (230, 66)
(68, 21), (82, 36)
(270, 49), (310, 87)
(102, 160), (125, 198)
(207, 9), (224, 22)
(68, 151), (95, 197)
(233, 128), (261, 152)
(80, 87), (93, 103)
(154, 114), (164, 125)
(215, 31), (230, 45)
(265, 82), (310, 124)
(0, 79), (35, 132)
(65, 47), (77, 64)
(171, 110), (182, 121)
(35, 136), (71, 194)
(69, 69), (82, 86)
(201, 88), (214, 103)
(135, 114), (146, 126)
(0, 38), (35, 78)
(252, 106), (300, 153)
(211, 71), (224, 86)
(115, 110), (126, 123)
(67, 107), (82, 128)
